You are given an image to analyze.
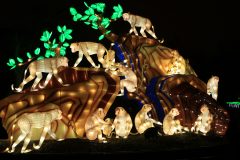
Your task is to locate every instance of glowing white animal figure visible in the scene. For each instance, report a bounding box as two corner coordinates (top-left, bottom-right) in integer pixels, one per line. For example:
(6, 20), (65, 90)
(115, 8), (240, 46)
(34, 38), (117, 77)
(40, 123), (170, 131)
(134, 104), (162, 134)
(114, 64), (137, 96)
(163, 108), (188, 135)
(191, 104), (213, 135)
(113, 107), (133, 138)
(70, 42), (112, 68)
(84, 108), (110, 143)
(123, 13), (162, 42)
(207, 76), (219, 100)
(12, 57), (69, 92)
(6, 107), (62, 153)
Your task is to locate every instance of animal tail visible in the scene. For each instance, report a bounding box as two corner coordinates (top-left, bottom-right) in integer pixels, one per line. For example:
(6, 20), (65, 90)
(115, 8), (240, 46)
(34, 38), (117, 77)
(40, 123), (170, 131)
(11, 65), (30, 92)
(130, 131), (139, 135)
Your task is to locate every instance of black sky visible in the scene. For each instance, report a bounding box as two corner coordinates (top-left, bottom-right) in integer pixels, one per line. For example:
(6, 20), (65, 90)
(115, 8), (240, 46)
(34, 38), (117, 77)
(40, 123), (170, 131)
(0, 0), (239, 102)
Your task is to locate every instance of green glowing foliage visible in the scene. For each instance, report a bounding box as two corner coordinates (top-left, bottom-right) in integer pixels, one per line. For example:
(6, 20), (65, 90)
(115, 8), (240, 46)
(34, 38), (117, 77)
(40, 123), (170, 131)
(98, 34), (105, 41)
(59, 34), (65, 43)
(6, 25), (72, 70)
(7, 59), (16, 70)
(105, 30), (111, 35)
(84, 2), (89, 8)
(63, 42), (69, 47)
(60, 47), (66, 56)
(70, 7), (78, 16)
(44, 43), (50, 49)
(73, 14), (82, 22)
(34, 48), (41, 55)
(81, 15), (89, 21)
(26, 52), (32, 59)
(37, 56), (44, 60)
(101, 18), (110, 28)
(70, 7), (82, 21)
(111, 4), (123, 20)
(40, 31), (52, 42)
(17, 57), (23, 63)
(96, 3), (105, 13)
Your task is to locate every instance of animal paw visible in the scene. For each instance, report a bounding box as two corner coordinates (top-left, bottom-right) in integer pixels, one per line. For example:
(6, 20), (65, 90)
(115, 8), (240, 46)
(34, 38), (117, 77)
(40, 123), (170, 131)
(94, 64), (100, 68)
(156, 121), (162, 125)
(33, 144), (41, 150)
(21, 149), (32, 153)
(117, 93), (124, 96)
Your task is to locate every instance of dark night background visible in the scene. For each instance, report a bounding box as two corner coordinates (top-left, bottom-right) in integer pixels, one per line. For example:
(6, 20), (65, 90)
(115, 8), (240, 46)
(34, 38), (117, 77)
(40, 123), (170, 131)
(0, 0), (240, 158)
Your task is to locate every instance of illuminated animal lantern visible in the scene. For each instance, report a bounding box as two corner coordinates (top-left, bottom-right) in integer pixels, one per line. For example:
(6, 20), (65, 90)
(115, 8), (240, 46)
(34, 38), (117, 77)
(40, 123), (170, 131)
(114, 64), (137, 96)
(113, 107), (133, 138)
(122, 13), (162, 42)
(163, 108), (188, 135)
(12, 57), (69, 92)
(102, 118), (114, 138)
(6, 107), (62, 153)
(166, 50), (186, 75)
(84, 108), (109, 142)
(191, 104), (213, 135)
(70, 42), (112, 68)
(103, 50), (117, 71)
(134, 104), (162, 134)
(207, 76), (219, 101)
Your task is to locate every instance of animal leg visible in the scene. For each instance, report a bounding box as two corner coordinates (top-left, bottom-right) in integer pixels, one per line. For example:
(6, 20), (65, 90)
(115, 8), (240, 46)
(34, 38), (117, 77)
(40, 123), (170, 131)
(53, 73), (69, 87)
(39, 73), (53, 88)
(31, 72), (42, 91)
(140, 28), (147, 37)
(133, 27), (138, 36)
(9, 133), (27, 153)
(129, 28), (134, 34)
(74, 52), (83, 67)
(15, 75), (35, 92)
(146, 29), (158, 39)
(85, 55), (99, 68)
(21, 133), (32, 153)
(33, 126), (48, 150)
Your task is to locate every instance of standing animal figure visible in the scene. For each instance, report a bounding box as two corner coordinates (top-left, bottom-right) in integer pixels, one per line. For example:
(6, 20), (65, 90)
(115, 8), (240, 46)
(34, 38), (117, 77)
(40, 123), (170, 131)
(113, 107), (133, 138)
(191, 104), (213, 135)
(114, 64), (137, 96)
(12, 57), (69, 92)
(84, 108), (109, 142)
(123, 13), (162, 42)
(207, 76), (219, 101)
(163, 108), (188, 135)
(134, 104), (162, 134)
(70, 42), (111, 68)
(6, 107), (62, 153)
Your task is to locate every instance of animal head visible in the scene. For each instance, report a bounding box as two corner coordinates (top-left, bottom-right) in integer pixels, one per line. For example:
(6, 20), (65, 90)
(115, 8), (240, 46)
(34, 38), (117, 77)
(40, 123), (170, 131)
(104, 50), (115, 61)
(70, 43), (79, 53)
(142, 104), (152, 112)
(58, 57), (69, 67)
(95, 108), (105, 119)
(51, 109), (63, 120)
(115, 107), (126, 116)
(122, 13), (130, 21)
(200, 104), (209, 114)
(170, 108), (179, 117)
(211, 76), (219, 83)
(103, 118), (114, 136)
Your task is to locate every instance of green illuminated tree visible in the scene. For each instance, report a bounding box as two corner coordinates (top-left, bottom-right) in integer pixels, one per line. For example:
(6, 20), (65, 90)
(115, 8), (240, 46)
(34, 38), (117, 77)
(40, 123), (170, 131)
(6, 25), (72, 70)
(70, 1), (123, 41)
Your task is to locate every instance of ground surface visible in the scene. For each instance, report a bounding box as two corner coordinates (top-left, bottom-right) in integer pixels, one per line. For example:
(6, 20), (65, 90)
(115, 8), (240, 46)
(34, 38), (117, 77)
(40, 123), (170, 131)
(0, 131), (239, 160)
